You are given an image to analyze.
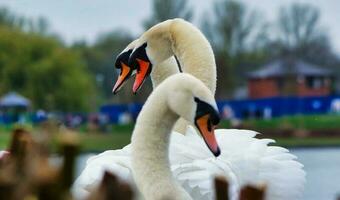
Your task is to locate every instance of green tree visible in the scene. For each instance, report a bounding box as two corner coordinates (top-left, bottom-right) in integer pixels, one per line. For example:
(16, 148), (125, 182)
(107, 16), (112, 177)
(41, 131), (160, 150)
(271, 3), (340, 82)
(276, 3), (323, 51)
(0, 25), (95, 111)
(144, 0), (193, 29)
(0, 7), (23, 29)
(72, 31), (134, 103)
(202, 0), (268, 98)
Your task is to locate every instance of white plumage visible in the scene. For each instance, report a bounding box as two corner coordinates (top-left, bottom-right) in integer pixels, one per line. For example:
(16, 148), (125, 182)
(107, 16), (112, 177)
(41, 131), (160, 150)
(74, 19), (306, 200)
(73, 126), (305, 200)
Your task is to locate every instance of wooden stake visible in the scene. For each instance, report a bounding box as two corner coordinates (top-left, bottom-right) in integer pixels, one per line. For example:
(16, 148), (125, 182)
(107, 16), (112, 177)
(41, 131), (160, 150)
(214, 176), (229, 200)
(239, 185), (266, 200)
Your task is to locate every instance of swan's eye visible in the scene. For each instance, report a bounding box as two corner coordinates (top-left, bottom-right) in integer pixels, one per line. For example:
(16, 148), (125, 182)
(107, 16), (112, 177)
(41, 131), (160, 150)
(194, 97), (221, 157)
(194, 97), (220, 122)
(115, 49), (133, 69)
(129, 43), (153, 93)
(207, 117), (212, 132)
(112, 49), (134, 94)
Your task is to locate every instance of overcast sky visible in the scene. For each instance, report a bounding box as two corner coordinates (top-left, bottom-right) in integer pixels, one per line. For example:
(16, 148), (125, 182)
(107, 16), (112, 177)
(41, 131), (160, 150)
(0, 0), (340, 55)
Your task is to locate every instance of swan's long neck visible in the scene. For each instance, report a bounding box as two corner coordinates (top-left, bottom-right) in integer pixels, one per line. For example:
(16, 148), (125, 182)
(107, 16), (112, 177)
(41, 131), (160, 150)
(169, 19), (217, 94)
(150, 56), (188, 134)
(131, 94), (192, 200)
(150, 56), (178, 89)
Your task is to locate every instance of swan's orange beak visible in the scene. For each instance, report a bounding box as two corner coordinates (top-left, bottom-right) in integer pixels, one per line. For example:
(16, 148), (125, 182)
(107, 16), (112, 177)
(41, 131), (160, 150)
(112, 62), (132, 94)
(132, 58), (152, 93)
(195, 114), (220, 157)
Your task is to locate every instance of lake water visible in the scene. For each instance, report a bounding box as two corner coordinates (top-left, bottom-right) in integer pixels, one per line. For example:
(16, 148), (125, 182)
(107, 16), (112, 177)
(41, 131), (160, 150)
(76, 148), (340, 200)
(290, 148), (340, 200)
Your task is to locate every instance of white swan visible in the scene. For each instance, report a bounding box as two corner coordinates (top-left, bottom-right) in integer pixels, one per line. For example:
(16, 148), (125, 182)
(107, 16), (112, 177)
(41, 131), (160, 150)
(74, 74), (305, 200)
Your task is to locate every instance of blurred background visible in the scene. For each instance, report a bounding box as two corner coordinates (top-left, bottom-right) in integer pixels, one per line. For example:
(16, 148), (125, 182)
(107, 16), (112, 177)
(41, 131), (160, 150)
(0, 0), (339, 199)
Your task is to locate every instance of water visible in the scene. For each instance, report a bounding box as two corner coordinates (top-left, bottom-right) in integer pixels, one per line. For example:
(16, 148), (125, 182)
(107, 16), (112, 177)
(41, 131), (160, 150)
(291, 148), (340, 200)
(75, 148), (340, 200)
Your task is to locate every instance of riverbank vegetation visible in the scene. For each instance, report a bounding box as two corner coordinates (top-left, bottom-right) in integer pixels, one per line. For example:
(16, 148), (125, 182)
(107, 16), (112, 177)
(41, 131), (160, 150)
(1, 114), (340, 152)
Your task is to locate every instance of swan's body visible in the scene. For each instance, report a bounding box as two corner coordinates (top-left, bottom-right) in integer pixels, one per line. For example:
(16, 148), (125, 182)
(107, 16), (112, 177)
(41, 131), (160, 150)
(74, 127), (305, 200)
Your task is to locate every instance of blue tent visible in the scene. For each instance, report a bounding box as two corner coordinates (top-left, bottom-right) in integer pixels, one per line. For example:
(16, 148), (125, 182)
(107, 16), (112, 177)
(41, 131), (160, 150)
(0, 92), (31, 107)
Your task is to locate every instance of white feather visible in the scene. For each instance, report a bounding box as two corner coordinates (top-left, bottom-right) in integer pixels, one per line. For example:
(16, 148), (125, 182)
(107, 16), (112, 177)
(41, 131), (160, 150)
(73, 126), (305, 200)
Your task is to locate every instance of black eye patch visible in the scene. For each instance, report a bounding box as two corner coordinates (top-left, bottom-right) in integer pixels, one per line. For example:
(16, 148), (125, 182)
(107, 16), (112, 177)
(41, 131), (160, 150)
(128, 43), (150, 71)
(115, 49), (132, 69)
(194, 97), (220, 125)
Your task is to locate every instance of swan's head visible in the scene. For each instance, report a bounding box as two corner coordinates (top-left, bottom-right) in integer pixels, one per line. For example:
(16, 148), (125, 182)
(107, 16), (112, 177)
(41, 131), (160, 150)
(162, 74), (221, 157)
(112, 40), (138, 94)
(128, 20), (174, 93)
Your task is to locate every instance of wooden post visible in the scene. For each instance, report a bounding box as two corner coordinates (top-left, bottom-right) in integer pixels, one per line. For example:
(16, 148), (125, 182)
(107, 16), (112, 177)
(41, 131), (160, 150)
(60, 143), (78, 190)
(0, 179), (15, 200)
(88, 171), (134, 200)
(59, 131), (79, 191)
(239, 185), (266, 200)
(214, 176), (229, 200)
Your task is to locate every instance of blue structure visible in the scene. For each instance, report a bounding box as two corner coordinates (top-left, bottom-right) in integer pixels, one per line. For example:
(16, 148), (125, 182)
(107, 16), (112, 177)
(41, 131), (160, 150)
(217, 95), (340, 119)
(100, 103), (143, 123)
(100, 95), (340, 124)
(0, 92), (30, 108)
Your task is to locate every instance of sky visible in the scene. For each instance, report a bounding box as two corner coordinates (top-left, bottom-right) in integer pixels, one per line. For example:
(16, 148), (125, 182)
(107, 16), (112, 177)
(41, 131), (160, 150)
(0, 0), (340, 55)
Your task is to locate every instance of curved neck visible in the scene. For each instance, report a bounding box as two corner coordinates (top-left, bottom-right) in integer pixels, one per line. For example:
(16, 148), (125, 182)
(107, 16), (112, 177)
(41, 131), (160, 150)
(169, 19), (217, 95)
(131, 94), (192, 200)
(150, 56), (179, 89)
(150, 56), (188, 134)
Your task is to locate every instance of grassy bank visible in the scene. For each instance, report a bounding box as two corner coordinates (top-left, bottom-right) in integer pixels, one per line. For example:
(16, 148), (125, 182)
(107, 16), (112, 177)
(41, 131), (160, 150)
(272, 137), (340, 148)
(243, 114), (340, 130)
(0, 114), (340, 152)
(1, 129), (340, 152)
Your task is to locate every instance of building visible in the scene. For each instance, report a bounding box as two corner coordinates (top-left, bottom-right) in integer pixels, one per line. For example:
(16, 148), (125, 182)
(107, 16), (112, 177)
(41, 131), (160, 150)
(247, 59), (334, 99)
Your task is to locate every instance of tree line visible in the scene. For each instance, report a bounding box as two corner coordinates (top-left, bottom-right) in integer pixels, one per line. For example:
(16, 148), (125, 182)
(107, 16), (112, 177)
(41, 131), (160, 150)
(0, 0), (339, 112)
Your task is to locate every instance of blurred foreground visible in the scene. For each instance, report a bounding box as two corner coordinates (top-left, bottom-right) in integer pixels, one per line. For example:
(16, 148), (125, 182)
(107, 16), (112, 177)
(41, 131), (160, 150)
(0, 127), (268, 200)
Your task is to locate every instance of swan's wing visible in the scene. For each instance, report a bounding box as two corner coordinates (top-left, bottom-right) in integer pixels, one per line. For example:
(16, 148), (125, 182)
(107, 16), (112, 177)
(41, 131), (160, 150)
(72, 145), (133, 200)
(215, 128), (305, 200)
(169, 127), (240, 200)
(169, 126), (305, 200)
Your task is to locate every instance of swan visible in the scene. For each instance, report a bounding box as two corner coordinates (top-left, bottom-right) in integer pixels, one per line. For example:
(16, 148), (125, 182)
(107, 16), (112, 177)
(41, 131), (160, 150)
(74, 74), (305, 200)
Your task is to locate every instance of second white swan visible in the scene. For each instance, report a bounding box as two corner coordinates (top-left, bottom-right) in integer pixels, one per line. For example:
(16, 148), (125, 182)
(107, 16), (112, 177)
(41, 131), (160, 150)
(74, 73), (305, 200)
